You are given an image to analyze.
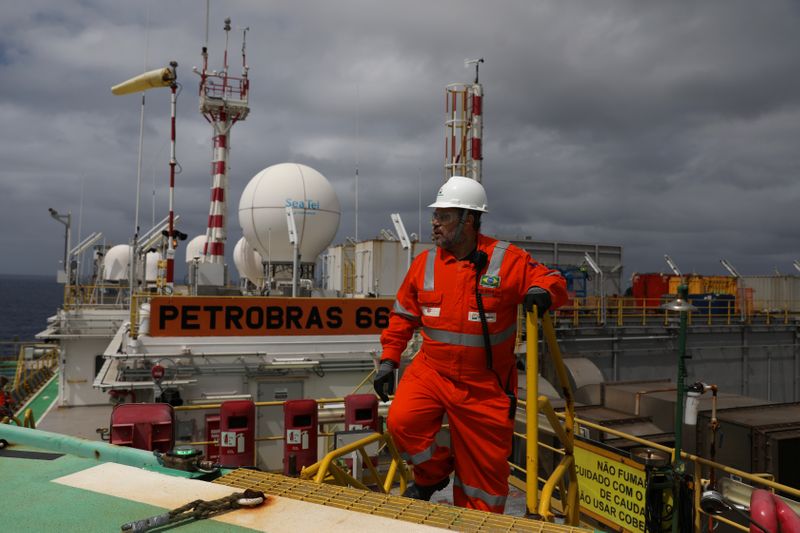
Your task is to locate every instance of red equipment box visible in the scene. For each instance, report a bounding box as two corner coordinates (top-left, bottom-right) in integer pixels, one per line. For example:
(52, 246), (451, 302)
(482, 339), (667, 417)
(218, 400), (255, 468)
(283, 399), (318, 476)
(109, 403), (175, 453)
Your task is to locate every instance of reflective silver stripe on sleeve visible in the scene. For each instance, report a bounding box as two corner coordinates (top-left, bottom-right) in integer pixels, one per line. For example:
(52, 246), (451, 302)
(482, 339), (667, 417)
(400, 441), (437, 465)
(422, 323), (516, 348)
(423, 249), (436, 291)
(453, 476), (507, 507)
(393, 300), (420, 322)
(486, 241), (509, 278)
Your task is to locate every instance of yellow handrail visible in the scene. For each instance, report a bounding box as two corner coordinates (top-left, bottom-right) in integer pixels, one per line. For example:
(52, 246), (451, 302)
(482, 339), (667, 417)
(550, 296), (800, 328)
(526, 308), (539, 513)
(526, 310), (579, 524)
(299, 431), (410, 495)
(23, 408), (36, 429)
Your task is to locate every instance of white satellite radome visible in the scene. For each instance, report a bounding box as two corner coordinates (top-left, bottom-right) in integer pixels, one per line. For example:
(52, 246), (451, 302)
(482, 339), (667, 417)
(185, 235), (207, 263)
(239, 163), (341, 264)
(144, 250), (161, 282)
(103, 244), (131, 281)
(233, 237), (265, 283)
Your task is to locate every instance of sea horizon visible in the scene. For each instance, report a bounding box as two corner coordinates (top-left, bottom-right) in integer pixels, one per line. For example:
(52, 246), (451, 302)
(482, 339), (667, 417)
(0, 273), (63, 350)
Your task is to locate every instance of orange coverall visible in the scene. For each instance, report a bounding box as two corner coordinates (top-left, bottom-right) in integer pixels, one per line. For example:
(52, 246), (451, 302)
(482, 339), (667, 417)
(381, 234), (567, 512)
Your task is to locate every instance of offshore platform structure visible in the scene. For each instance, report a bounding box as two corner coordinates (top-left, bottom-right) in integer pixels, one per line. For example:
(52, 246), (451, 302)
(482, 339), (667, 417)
(193, 18), (250, 287)
(445, 58), (484, 183)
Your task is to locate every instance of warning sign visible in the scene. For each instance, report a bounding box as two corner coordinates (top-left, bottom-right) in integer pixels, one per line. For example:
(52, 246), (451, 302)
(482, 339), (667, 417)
(574, 441), (647, 532)
(149, 296), (394, 337)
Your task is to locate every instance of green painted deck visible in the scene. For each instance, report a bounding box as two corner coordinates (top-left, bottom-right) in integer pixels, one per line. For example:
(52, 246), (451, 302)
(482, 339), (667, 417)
(18, 372), (58, 420)
(0, 442), (258, 532)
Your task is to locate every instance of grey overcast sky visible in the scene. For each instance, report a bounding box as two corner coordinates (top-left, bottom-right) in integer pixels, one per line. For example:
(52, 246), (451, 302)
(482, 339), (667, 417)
(1, 1), (799, 283)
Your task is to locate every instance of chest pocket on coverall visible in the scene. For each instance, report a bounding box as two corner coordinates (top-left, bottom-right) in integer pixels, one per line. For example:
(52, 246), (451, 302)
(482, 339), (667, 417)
(418, 291), (443, 319)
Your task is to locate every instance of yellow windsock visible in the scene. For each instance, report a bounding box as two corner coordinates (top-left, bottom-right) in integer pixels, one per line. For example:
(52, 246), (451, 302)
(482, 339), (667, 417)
(111, 67), (175, 95)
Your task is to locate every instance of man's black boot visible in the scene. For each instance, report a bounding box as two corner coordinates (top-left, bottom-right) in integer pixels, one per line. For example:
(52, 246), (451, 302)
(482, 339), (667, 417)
(402, 477), (450, 501)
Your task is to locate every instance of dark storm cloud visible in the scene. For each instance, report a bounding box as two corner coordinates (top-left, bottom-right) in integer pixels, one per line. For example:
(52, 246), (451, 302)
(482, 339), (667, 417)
(1, 0), (799, 282)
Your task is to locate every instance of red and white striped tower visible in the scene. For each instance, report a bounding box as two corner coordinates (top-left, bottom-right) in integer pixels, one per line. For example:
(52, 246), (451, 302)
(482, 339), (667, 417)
(444, 58), (484, 183)
(195, 18), (250, 269)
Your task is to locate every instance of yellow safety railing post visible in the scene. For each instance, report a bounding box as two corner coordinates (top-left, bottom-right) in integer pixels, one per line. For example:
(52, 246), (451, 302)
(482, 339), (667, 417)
(707, 300), (712, 326)
(539, 455), (572, 521)
(617, 298), (623, 327)
(524, 311), (579, 524)
(542, 313), (578, 523)
(129, 293), (138, 339)
(525, 306), (539, 515)
(693, 464), (703, 532)
(23, 408), (36, 429)
(299, 431), (410, 495)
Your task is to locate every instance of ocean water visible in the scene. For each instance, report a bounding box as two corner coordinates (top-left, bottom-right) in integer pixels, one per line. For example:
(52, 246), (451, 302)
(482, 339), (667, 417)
(0, 274), (63, 350)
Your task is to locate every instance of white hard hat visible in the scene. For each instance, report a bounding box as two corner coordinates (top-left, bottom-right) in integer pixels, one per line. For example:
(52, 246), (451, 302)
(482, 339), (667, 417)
(428, 176), (488, 212)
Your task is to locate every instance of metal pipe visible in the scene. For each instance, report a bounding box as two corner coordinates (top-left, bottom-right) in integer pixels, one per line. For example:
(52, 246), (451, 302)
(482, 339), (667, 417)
(111, 347), (377, 358)
(130, 91), (146, 303)
(0, 424), (163, 469)
(560, 335), (675, 342)
(165, 63), (178, 292)
(672, 284), (690, 533)
(709, 384), (719, 490)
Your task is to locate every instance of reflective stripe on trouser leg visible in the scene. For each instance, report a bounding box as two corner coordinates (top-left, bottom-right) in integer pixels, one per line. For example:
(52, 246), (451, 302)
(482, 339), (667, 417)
(387, 358), (454, 487)
(453, 476), (507, 509)
(447, 374), (513, 513)
(400, 441), (438, 465)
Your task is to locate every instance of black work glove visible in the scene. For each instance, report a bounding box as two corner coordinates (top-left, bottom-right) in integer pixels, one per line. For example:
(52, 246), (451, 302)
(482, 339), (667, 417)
(373, 360), (397, 402)
(523, 287), (552, 316)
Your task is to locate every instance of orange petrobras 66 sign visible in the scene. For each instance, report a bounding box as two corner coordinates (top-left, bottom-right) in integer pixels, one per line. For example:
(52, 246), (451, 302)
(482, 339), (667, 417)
(149, 296), (394, 337)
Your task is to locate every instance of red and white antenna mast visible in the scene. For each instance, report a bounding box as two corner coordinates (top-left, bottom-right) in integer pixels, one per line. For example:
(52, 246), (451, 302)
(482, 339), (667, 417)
(194, 18), (250, 277)
(445, 58), (484, 183)
(111, 62), (179, 294)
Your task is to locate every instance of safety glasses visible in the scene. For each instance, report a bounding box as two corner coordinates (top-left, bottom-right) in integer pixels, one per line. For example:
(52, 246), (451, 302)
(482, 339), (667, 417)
(431, 211), (459, 225)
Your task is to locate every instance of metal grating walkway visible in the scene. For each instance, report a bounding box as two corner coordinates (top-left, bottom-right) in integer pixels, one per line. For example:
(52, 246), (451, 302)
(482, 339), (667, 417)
(214, 470), (590, 532)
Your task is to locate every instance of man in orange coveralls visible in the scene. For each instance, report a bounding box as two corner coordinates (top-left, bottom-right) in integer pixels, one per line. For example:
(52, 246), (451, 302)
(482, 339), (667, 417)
(373, 175), (567, 512)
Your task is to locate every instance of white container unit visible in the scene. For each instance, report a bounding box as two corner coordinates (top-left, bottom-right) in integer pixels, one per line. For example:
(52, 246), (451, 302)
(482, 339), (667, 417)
(354, 240), (433, 297)
(741, 275), (800, 312)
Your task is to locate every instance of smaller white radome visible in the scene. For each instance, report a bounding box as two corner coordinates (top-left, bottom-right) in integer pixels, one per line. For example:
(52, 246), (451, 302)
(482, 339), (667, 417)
(233, 237), (265, 283)
(102, 244), (131, 281)
(184, 235), (207, 263)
